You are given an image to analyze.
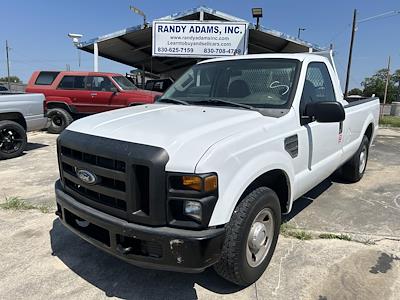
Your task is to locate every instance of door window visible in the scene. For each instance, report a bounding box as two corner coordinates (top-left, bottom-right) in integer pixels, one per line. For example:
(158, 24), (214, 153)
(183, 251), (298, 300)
(35, 71), (60, 85)
(300, 62), (336, 122)
(86, 76), (116, 92)
(58, 76), (85, 89)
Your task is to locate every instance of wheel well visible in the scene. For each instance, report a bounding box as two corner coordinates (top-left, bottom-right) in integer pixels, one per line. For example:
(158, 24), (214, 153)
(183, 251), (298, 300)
(0, 112), (27, 130)
(46, 102), (72, 113)
(365, 123), (373, 142)
(239, 169), (291, 213)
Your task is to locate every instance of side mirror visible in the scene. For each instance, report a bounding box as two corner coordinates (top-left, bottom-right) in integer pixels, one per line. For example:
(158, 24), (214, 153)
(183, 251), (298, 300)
(305, 101), (345, 123)
(110, 87), (118, 93)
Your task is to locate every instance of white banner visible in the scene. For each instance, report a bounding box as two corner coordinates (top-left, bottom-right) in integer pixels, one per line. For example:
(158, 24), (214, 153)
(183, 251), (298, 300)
(152, 20), (248, 58)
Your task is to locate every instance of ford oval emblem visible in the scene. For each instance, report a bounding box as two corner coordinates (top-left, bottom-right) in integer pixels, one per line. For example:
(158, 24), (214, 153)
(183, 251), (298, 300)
(76, 168), (97, 185)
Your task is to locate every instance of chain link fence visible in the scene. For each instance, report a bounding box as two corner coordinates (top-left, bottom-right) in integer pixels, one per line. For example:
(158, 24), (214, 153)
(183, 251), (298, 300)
(0, 81), (26, 93)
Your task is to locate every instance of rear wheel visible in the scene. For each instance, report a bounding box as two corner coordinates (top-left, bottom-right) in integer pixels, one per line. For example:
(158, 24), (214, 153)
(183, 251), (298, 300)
(47, 108), (73, 134)
(0, 120), (27, 160)
(341, 135), (370, 182)
(214, 187), (281, 286)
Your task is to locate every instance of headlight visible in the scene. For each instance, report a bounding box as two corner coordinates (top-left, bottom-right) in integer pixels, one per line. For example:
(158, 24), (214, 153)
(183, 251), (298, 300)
(184, 200), (202, 222)
(168, 173), (218, 228)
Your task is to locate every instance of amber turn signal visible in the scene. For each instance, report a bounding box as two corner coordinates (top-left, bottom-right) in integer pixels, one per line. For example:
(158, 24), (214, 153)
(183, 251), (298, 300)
(182, 176), (202, 191)
(204, 175), (218, 192)
(182, 175), (218, 192)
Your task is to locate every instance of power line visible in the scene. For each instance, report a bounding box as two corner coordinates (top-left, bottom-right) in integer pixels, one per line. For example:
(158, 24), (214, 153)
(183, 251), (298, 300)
(357, 10), (400, 24)
(344, 9), (400, 97)
(327, 9), (400, 46)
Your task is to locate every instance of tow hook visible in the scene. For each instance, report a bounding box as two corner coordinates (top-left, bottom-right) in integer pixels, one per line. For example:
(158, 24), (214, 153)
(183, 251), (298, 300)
(170, 239), (184, 264)
(75, 219), (90, 228)
(116, 244), (133, 255)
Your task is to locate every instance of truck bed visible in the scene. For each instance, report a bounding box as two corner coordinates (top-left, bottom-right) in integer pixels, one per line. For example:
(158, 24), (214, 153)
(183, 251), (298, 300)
(344, 96), (379, 108)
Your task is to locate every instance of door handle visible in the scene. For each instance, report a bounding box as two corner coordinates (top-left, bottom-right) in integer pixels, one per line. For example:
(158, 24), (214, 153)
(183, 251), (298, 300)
(91, 93), (97, 97)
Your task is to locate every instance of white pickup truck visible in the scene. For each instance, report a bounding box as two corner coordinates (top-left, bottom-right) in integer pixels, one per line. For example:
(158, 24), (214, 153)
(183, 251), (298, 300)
(0, 93), (48, 159)
(55, 52), (379, 286)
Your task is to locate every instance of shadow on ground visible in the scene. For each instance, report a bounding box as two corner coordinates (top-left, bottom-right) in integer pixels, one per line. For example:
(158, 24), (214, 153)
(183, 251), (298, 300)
(49, 219), (243, 300)
(283, 173), (350, 222)
(25, 142), (48, 151)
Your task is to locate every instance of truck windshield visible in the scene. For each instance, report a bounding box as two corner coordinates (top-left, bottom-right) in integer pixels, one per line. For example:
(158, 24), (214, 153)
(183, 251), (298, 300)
(161, 58), (300, 109)
(112, 76), (137, 90)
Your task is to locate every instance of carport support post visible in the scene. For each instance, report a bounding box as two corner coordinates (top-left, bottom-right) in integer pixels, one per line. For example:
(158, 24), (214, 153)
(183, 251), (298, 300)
(93, 42), (99, 72)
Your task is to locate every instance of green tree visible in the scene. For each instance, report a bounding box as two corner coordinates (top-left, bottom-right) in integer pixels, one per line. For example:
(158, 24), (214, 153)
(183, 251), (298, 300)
(0, 76), (22, 83)
(361, 68), (399, 103)
(393, 69), (400, 82)
(348, 88), (363, 96)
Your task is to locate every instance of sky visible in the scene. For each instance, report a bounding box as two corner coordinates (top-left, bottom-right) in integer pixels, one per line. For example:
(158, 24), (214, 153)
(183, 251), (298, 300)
(1, 0), (399, 90)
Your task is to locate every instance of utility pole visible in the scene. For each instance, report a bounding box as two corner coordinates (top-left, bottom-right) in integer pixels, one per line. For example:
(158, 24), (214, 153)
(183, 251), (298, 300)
(344, 9), (357, 98)
(5, 40), (11, 91)
(381, 55), (391, 118)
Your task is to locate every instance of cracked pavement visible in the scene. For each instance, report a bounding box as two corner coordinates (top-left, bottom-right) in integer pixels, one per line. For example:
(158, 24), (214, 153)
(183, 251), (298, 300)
(0, 129), (399, 299)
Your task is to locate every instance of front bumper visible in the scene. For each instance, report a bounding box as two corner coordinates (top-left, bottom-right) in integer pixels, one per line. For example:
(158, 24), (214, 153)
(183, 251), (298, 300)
(55, 180), (225, 273)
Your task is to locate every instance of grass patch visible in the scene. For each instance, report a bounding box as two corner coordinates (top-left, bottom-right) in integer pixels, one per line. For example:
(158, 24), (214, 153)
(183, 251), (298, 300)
(318, 233), (352, 241)
(280, 222), (296, 234)
(280, 223), (312, 240)
(0, 196), (35, 210)
(379, 116), (400, 127)
(280, 223), (353, 242)
(0, 196), (51, 213)
(289, 230), (312, 240)
(38, 205), (51, 213)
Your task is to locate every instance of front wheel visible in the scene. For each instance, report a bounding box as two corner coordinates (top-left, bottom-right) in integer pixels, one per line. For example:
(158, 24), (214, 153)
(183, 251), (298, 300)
(214, 187), (281, 286)
(0, 120), (27, 160)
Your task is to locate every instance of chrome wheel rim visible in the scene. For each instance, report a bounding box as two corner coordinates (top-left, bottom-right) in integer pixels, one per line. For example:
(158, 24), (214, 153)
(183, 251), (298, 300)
(246, 208), (275, 268)
(359, 145), (367, 174)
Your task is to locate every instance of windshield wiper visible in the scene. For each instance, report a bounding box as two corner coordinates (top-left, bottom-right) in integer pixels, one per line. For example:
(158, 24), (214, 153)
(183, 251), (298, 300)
(194, 98), (255, 110)
(157, 98), (189, 105)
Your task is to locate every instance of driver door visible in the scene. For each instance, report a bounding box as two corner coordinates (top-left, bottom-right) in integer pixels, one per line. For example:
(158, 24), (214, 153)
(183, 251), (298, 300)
(86, 76), (116, 112)
(298, 62), (343, 190)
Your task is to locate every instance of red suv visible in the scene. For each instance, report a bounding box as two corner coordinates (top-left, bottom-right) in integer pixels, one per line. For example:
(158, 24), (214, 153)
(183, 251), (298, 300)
(26, 71), (161, 133)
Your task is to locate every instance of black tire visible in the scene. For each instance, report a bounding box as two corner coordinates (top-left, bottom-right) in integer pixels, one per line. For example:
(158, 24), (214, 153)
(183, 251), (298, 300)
(214, 187), (281, 286)
(47, 108), (73, 134)
(0, 120), (27, 160)
(341, 135), (370, 183)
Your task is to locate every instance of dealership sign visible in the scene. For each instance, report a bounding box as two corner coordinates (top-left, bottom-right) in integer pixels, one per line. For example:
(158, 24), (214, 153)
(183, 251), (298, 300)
(152, 20), (248, 58)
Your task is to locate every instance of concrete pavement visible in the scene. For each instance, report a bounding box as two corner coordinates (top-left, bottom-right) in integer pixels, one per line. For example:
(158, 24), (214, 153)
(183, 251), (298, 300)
(0, 129), (399, 299)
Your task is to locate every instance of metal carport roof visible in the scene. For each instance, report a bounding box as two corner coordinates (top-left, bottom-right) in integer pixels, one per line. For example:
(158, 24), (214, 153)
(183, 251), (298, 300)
(78, 6), (325, 79)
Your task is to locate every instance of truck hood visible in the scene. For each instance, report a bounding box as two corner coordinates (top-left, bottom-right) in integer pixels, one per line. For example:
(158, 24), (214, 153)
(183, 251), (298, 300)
(66, 104), (269, 172)
(120, 89), (161, 98)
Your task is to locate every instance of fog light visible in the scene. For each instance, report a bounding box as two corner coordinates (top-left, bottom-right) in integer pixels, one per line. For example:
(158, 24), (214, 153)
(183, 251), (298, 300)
(184, 201), (202, 222)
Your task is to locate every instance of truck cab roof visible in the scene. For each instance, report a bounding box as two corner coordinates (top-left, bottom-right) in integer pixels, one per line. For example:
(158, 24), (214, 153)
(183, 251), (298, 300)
(199, 52), (334, 64)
